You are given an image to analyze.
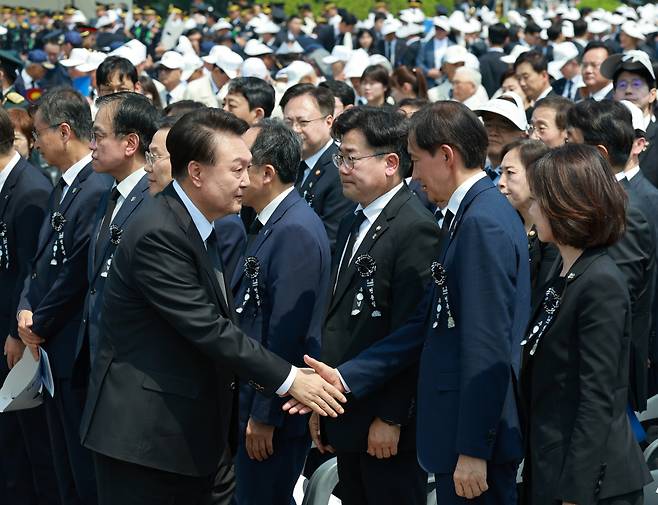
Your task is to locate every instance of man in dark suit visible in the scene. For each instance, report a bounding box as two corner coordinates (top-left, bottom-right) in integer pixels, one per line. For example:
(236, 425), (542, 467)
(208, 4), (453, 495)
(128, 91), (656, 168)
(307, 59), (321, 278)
(375, 25), (407, 68)
(16, 88), (112, 505)
(567, 99), (658, 412)
(478, 23), (510, 98)
(78, 108), (346, 504)
(73, 92), (158, 388)
(416, 16), (453, 87)
(231, 119), (331, 504)
(292, 102), (531, 505)
(281, 84), (354, 253)
(513, 50), (558, 120)
(0, 107), (60, 505)
(313, 106), (438, 505)
(316, 11), (357, 53)
(639, 118), (658, 187)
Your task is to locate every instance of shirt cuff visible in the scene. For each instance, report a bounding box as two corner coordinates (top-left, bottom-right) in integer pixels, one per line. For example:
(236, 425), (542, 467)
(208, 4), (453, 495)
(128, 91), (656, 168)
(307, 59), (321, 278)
(336, 369), (351, 393)
(276, 365), (298, 396)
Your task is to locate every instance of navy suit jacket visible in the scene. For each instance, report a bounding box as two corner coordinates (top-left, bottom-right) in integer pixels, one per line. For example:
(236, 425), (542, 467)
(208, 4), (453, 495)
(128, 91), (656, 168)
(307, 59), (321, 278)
(0, 157), (51, 340)
(339, 176), (530, 474)
(214, 214), (246, 283)
(296, 143), (355, 253)
(416, 38), (454, 86)
(231, 190), (331, 437)
(73, 173), (150, 384)
(18, 162), (112, 378)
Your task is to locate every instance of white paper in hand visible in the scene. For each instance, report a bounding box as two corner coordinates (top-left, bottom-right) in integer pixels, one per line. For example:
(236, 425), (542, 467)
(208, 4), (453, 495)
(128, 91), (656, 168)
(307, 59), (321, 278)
(0, 347), (53, 412)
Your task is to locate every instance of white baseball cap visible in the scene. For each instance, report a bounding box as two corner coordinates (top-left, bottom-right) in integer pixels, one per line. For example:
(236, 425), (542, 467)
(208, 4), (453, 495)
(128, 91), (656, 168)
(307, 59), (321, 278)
(323, 45), (352, 65)
(474, 92), (528, 131)
(241, 58), (269, 80)
(76, 51), (108, 73)
(275, 60), (314, 86)
(620, 99), (646, 132)
(182, 55), (204, 81)
(244, 39), (273, 57)
(60, 48), (89, 67)
(547, 42), (580, 79)
(204, 46), (243, 79)
(621, 21), (645, 40)
(442, 45), (469, 65)
(501, 44), (530, 64)
(344, 48), (370, 79)
(600, 50), (656, 80)
(433, 16), (451, 32)
(381, 20), (401, 36)
(255, 21), (281, 35)
(156, 51), (186, 70)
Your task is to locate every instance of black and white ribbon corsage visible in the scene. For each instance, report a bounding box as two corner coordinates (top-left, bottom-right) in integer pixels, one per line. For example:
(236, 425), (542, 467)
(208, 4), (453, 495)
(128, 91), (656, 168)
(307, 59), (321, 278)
(236, 256), (262, 315)
(101, 224), (123, 278)
(521, 287), (561, 356)
(431, 261), (455, 329)
(351, 254), (381, 318)
(302, 189), (314, 207)
(0, 221), (8, 270)
(50, 212), (67, 266)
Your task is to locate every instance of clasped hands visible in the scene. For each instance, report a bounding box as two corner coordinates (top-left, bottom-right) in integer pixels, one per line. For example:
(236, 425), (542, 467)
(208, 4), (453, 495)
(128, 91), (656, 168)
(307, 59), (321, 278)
(16, 310), (42, 361)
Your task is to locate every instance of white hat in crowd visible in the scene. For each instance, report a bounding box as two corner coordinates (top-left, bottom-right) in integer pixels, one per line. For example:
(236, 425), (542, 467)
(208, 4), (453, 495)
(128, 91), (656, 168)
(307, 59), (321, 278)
(475, 92), (528, 132)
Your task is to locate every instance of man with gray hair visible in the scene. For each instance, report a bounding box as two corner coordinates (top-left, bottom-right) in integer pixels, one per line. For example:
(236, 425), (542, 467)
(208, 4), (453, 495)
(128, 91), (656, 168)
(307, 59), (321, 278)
(452, 67), (487, 110)
(232, 119), (331, 505)
(17, 87), (112, 505)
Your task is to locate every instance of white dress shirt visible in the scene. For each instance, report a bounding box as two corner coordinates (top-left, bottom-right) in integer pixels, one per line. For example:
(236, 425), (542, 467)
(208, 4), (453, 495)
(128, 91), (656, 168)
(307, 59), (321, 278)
(615, 171), (627, 182)
(173, 180), (296, 395)
(590, 82), (613, 102)
(444, 171), (488, 232)
(110, 168), (146, 223)
(433, 38), (449, 68)
(0, 151), (20, 194)
(60, 152), (93, 202)
(301, 138), (334, 184)
(626, 165), (641, 181)
(257, 186), (295, 225)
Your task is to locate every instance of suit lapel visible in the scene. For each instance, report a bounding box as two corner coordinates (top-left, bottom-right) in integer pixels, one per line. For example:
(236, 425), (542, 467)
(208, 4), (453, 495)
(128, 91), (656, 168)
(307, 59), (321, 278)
(298, 144), (336, 201)
(34, 161), (93, 261)
(329, 186), (411, 315)
(91, 174), (149, 279)
(163, 184), (231, 318)
(0, 157), (24, 220)
(440, 176), (495, 263)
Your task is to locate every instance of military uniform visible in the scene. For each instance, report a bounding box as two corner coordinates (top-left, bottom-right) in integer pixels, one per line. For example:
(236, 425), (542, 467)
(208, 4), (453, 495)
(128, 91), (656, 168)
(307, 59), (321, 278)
(2, 85), (26, 109)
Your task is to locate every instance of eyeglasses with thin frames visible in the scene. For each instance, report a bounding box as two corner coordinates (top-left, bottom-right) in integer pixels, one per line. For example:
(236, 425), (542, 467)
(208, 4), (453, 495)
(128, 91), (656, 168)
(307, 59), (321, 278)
(332, 151), (389, 170)
(145, 150), (170, 167)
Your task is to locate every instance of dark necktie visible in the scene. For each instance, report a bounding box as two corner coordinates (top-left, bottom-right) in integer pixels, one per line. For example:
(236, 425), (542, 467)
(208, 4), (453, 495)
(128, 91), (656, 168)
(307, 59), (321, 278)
(336, 210), (367, 285)
(166, 92), (172, 105)
(295, 160), (309, 188)
(95, 186), (121, 259)
(51, 177), (67, 211)
(247, 218), (263, 248)
(206, 228), (228, 304)
(565, 80), (573, 100)
(439, 209), (454, 245)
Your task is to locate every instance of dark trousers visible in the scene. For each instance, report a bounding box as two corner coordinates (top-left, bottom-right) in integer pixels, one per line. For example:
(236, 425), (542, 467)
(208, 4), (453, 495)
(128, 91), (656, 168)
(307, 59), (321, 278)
(44, 379), (96, 505)
(202, 448), (236, 505)
(0, 406), (60, 505)
(94, 452), (213, 505)
(599, 490), (643, 505)
(234, 432), (310, 505)
(435, 462), (518, 505)
(336, 450), (427, 505)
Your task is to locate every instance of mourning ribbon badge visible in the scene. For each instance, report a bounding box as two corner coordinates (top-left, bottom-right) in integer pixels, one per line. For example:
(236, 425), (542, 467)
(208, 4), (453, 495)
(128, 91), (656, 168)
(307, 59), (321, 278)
(520, 286), (561, 356)
(50, 212), (67, 266)
(0, 221), (8, 270)
(431, 261), (455, 329)
(351, 254), (381, 318)
(101, 224), (123, 278)
(236, 256), (262, 315)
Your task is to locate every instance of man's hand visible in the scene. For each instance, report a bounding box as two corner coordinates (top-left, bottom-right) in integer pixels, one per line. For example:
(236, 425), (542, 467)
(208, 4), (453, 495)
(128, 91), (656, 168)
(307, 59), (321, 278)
(4, 336), (25, 369)
(309, 412), (335, 454)
(17, 311), (42, 360)
(367, 417), (400, 459)
(453, 454), (488, 499)
(427, 68), (441, 80)
(283, 355), (345, 415)
(287, 368), (346, 418)
(245, 417), (275, 462)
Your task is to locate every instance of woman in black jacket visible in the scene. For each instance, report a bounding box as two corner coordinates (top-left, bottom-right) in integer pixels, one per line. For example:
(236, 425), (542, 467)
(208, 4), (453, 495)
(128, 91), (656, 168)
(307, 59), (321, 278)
(520, 144), (651, 505)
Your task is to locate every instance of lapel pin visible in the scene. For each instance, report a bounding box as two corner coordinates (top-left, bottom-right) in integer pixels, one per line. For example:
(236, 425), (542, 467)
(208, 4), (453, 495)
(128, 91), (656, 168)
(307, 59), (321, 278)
(130, 196), (136, 202)
(72, 187), (78, 194)
(315, 169), (321, 176)
(375, 225), (381, 231)
(567, 273), (575, 280)
(372, 234), (377, 239)
(309, 182), (313, 188)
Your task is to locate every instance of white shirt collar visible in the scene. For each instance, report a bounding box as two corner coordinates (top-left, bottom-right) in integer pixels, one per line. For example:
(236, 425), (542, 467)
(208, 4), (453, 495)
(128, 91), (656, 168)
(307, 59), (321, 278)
(642, 114), (655, 131)
(446, 171), (488, 218)
(169, 82), (187, 101)
(355, 181), (404, 225)
(626, 165), (641, 181)
(115, 168), (146, 200)
(173, 179), (214, 244)
(615, 171), (626, 182)
(536, 85), (553, 101)
(489, 46), (504, 52)
(0, 151), (21, 194)
(62, 152), (93, 187)
(304, 138), (334, 169)
(257, 186), (295, 226)
(590, 82), (613, 101)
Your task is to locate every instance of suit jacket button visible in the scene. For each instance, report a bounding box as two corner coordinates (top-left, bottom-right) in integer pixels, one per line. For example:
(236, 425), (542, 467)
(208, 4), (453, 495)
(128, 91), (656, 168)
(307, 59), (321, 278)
(31, 272), (37, 279)
(90, 288), (96, 294)
(230, 381), (236, 390)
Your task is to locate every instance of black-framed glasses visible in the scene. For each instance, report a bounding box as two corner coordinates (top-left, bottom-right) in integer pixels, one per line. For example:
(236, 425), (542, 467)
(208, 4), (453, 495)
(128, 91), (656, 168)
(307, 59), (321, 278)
(32, 123), (63, 141)
(332, 151), (389, 170)
(283, 116), (328, 129)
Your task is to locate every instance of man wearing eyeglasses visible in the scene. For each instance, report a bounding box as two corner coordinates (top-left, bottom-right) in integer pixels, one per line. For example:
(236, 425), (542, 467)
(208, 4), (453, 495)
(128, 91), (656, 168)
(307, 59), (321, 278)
(16, 88), (111, 505)
(310, 106), (439, 505)
(280, 83), (354, 254)
(72, 92), (158, 394)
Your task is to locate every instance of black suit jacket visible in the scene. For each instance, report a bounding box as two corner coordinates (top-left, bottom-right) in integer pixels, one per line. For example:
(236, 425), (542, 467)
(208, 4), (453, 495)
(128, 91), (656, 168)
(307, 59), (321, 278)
(639, 120), (658, 188)
(375, 38), (408, 67)
(551, 77), (581, 102)
(17, 161), (112, 378)
(79, 183), (291, 477)
(0, 156), (51, 340)
(479, 49), (509, 98)
(521, 248), (651, 505)
(607, 190), (656, 411)
(296, 143), (355, 253)
(321, 184), (440, 452)
(526, 89), (558, 121)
